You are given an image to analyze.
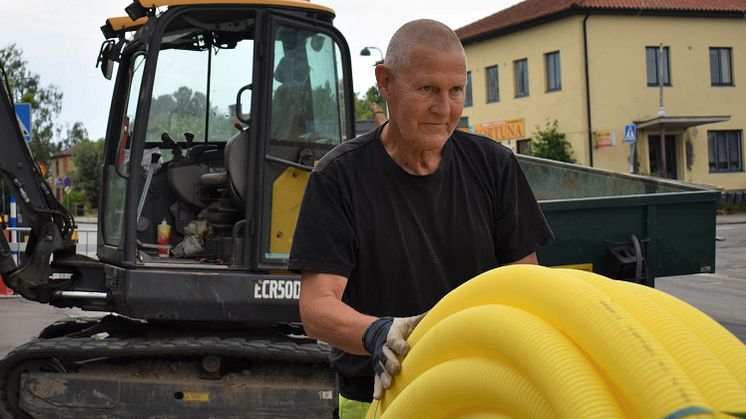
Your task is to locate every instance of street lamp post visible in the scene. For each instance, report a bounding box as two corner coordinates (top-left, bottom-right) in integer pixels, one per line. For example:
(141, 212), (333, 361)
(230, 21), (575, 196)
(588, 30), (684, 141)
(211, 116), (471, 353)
(360, 46), (384, 66)
(359, 46), (388, 120)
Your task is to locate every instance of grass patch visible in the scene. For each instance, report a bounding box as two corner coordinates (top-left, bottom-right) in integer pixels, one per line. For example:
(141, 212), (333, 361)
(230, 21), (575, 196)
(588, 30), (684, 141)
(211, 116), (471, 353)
(717, 202), (746, 215)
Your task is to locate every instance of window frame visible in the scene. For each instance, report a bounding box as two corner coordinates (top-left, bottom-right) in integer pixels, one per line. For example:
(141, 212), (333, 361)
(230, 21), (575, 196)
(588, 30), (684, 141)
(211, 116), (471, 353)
(465, 71), (473, 107)
(544, 51), (561, 92)
(710, 47), (734, 86)
(708, 130), (743, 173)
(485, 65), (499, 103)
(517, 139), (531, 155)
(646, 46), (671, 87)
(514, 58), (529, 98)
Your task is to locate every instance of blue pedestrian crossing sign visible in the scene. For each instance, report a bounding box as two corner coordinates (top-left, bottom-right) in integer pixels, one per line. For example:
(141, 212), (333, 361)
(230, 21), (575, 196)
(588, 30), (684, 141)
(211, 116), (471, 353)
(14, 103), (32, 142)
(624, 124), (637, 144)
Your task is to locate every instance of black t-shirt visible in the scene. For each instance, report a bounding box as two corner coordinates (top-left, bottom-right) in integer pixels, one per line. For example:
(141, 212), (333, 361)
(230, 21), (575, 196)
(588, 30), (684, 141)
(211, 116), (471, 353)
(288, 125), (554, 401)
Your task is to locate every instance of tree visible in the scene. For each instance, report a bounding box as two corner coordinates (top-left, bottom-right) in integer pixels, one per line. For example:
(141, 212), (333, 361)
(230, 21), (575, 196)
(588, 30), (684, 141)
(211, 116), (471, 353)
(71, 138), (104, 210)
(147, 86), (213, 141)
(60, 121), (90, 151)
(0, 43), (64, 165)
(355, 86), (385, 120)
(528, 120), (575, 163)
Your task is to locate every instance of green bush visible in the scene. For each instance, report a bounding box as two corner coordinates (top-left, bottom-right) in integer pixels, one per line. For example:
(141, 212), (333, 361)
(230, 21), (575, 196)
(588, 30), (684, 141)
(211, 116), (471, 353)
(64, 190), (89, 213)
(529, 120), (575, 163)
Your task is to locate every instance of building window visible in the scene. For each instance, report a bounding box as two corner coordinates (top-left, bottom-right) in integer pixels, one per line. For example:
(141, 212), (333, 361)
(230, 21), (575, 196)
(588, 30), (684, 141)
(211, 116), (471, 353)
(646, 46), (670, 86)
(517, 139), (531, 155)
(710, 47), (733, 86)
(545, 51), (561, 92)
(708, 130), (742, 172)
(465, 71), (473, 107)
(485, 66), (499, 103)
(457, 116), (469, 131)
(514, 59), (529, 97)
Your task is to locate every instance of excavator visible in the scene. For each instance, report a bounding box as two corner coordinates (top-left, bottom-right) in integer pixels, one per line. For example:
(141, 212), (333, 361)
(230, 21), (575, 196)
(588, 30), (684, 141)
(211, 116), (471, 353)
(0, 0), (355, 417)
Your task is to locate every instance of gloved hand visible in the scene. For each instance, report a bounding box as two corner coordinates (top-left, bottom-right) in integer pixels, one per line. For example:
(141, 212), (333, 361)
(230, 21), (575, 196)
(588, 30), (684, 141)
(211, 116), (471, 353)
(362, 313), (426, 399)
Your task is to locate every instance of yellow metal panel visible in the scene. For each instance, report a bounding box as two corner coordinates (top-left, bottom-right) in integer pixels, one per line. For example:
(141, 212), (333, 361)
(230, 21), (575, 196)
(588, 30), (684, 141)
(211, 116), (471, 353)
(106, 16), (148, 32)
(137, 0), (334, 15)
(182, 392), (210, 402)
(270, 167), (309, 254)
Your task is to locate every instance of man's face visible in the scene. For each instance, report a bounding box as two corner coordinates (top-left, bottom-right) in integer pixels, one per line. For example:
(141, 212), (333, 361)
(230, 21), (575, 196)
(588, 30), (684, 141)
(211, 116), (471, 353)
(380, 48), (467, 152)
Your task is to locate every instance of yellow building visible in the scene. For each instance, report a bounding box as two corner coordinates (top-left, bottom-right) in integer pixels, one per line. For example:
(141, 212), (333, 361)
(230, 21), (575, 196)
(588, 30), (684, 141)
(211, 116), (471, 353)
(457, 0), (746, 191)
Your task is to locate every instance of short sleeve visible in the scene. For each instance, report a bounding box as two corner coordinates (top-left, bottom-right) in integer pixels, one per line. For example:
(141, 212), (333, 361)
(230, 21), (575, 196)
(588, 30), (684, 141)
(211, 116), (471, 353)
(494, 153), (554, 264)
(288, 168), (357, 277)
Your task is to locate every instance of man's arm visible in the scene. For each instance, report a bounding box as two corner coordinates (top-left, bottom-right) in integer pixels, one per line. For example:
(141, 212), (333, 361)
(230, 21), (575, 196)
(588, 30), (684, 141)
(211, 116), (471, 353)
(300, 271), (427, 399)
(299, 271), (377, 355)
(510, 252), (538, 265)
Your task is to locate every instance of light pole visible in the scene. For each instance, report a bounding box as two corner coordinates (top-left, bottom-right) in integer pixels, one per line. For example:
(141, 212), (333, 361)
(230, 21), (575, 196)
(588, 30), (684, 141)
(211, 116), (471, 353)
(360, 46), (384, 66)
(360, 46), (387, 120)
(360, 47), (389, 123)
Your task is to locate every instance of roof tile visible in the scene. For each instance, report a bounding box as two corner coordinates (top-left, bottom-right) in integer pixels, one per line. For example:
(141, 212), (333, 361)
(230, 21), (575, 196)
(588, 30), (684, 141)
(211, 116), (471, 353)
(456, 0), (746, 42)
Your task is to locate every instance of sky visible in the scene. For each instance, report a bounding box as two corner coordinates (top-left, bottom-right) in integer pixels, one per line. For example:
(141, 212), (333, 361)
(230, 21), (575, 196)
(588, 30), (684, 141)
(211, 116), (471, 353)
(0, 0), (521, 140)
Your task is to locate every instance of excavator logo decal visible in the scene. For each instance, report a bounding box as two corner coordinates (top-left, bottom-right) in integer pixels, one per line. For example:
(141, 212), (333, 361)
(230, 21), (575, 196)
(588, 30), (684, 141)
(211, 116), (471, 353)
(253, 279), (301, 300)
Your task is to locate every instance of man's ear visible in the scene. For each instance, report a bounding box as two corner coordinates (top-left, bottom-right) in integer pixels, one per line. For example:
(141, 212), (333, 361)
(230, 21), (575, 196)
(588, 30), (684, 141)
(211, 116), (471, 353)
(375, 64), (393, 100)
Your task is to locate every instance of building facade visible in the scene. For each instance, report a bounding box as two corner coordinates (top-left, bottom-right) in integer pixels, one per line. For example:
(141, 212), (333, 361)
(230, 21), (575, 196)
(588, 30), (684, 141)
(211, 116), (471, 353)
(457, 0), (746, 191)
(49, 146), (77, 202)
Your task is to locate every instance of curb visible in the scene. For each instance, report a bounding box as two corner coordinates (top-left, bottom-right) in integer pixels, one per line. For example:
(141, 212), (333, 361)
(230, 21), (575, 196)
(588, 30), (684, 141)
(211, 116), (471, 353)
(716, 214), (746, 225)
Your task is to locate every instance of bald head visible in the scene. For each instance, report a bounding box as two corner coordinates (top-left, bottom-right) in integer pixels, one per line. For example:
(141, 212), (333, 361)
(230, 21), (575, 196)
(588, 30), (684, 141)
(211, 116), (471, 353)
(384, 19), (465, 73)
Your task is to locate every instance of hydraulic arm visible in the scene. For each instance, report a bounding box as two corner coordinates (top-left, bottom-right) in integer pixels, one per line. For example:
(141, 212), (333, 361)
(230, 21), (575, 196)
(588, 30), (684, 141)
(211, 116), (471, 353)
(0, 66), (77, 301)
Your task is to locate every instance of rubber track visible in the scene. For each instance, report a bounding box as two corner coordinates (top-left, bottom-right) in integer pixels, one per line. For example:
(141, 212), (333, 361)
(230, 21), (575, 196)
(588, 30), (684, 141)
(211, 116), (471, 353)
(0, 335), (331, 366)
(0, 335), (331, 418)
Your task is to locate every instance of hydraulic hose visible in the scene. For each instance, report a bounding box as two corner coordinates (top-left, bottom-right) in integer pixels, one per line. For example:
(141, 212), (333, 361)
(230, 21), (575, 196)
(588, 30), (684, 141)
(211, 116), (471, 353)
(367, 265), (746, 419)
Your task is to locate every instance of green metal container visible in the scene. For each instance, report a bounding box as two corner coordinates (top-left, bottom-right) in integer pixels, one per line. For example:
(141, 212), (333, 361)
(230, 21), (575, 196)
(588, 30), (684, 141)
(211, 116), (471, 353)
(518, 155), (718, 286)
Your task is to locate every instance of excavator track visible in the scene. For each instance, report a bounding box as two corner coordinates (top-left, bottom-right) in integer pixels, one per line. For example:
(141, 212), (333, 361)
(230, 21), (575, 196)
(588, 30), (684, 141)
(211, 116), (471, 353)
(0, 330), (335, 418)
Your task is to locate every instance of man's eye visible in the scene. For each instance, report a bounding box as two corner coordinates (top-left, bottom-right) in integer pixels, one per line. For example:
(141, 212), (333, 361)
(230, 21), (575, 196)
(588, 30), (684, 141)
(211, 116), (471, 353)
(451, 87), (463, 94)
(421, 85), (432, 92)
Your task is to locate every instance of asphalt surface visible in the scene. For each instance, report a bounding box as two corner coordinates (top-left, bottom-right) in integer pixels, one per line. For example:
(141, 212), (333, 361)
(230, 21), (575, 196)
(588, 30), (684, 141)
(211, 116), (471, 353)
(0, 299), (91, 357)
(1, 215), (744, 358)
(656, 214), (746, 343)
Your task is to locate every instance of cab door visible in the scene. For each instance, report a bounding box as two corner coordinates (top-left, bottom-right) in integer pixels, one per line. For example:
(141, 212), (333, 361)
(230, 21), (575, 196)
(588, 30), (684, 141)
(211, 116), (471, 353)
(253, 14), (354, 270)
(99, 45), (146, 263)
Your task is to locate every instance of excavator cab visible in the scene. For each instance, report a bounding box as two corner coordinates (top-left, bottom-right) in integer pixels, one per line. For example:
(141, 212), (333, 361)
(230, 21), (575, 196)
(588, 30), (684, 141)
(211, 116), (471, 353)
(0, 1), (354, 417)
(86, 1), (351, 318)
(103, 2), (352, 270)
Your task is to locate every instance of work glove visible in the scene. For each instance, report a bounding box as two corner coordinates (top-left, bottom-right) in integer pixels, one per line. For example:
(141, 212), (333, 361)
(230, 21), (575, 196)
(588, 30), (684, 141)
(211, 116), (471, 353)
(362, 313), (426, 399)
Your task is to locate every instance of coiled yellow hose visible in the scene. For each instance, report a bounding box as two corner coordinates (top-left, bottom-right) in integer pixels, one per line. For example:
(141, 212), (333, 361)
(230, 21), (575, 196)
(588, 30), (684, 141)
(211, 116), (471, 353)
(366, 265), (746, 419)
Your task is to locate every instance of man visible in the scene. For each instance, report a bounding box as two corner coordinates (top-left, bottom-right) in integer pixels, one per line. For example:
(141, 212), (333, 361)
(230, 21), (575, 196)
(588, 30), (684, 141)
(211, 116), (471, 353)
(288, 19), (553, 418)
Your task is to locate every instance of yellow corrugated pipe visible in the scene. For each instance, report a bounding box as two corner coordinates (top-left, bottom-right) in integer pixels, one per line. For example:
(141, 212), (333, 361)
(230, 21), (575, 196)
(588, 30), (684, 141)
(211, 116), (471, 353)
(365, 265), (746, 419)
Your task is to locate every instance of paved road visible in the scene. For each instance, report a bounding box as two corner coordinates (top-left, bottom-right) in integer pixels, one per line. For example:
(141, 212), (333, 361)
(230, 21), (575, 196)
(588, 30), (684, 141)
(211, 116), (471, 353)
(656, 218), (746, 343)
(0, 299), (93, 357)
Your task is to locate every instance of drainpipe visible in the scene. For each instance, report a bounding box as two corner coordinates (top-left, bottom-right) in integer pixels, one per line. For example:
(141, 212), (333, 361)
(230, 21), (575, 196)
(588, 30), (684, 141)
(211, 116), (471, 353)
(583, 13), (594, 167)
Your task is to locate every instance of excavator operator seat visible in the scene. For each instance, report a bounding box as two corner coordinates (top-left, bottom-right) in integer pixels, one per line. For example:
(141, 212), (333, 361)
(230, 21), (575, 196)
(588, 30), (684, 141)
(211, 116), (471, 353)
(196, 129), (249, 207)
(224, 128), (249, 205)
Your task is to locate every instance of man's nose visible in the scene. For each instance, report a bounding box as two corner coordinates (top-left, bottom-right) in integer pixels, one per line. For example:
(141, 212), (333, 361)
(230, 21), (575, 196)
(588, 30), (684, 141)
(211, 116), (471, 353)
(430, 91), (450, 116)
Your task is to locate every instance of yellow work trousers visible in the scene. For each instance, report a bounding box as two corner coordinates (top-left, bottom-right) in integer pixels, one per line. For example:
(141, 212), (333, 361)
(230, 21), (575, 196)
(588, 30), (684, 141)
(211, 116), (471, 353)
(338, 394), (372, 419)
